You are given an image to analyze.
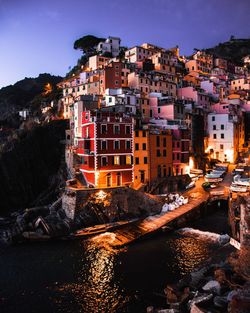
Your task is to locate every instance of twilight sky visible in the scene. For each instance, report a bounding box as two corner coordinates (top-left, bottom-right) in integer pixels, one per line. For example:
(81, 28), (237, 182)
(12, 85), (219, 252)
(0, 0), (249, 88)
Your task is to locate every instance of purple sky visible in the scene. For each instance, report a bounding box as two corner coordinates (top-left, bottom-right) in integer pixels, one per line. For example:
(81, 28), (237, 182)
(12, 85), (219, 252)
(0, 0), (249, 88)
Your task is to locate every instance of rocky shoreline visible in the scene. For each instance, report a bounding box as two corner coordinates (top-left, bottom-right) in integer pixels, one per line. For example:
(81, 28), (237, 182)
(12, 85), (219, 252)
(0, 187), (163, 245)
(148, 241), (250, 313)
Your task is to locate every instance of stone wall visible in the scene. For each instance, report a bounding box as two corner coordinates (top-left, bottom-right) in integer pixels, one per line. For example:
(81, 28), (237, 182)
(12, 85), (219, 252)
(62, 186), (163, 223)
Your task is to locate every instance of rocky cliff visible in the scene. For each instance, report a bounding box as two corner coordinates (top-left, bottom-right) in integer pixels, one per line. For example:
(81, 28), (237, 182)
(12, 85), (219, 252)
(0, 120), (68, 215)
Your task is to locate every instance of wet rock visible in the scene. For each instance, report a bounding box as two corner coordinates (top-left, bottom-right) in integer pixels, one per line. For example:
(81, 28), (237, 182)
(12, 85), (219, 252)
(188, 293), (213, 310)
(218, 234), (230, 245)
(202, 280), (221, 295)
(213, 295), (228, 308)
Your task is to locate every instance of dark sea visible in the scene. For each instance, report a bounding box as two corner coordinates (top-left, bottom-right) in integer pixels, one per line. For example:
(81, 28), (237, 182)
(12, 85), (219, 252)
(0, 206), (228, 313)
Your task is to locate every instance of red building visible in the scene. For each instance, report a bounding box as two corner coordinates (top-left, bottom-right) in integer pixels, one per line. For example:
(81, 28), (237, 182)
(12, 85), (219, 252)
(100, 61), (123, 94)
(172, 128), (191, 175)
(76, 110), (134, 188)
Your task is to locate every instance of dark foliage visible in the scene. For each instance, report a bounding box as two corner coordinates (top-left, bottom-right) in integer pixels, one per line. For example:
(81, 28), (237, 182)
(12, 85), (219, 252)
(73, 35), (105, 54)
(0, 120), (67, 214)
(204, 37), (250, 65)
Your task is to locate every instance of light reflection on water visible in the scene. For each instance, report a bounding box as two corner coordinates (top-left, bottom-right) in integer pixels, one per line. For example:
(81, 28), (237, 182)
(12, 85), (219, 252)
(55, 238), (128, 313)
(168, 236), (211, 276)
(54, 234), (213, 313)
(0, 231), (217, 313)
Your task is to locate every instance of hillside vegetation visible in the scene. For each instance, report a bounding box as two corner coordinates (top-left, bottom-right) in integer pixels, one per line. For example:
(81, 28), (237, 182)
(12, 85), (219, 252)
(204, 37), (250, 65)
(0, 73), (62, 123)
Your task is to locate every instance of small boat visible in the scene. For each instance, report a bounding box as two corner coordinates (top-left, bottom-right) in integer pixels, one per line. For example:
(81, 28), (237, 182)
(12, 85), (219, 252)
(230, 183), (248, 193)
(186, 181), (195, 189)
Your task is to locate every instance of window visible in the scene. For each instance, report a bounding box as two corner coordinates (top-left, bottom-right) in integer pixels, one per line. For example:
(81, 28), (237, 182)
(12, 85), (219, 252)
(142, 131), (146, 137)
(126, 155), (132, 165)
(221, 124), (224, 130)
(126, 140), (131, 149)
(115, 80), (119, 85)
(220, 144), (224, 150)
(114, 124), (120, 134)
(109, 97), (112, 103)
(212, 116), (215, 121)
(101, 157), (107, 166)
(101, 124), (107, 134)
(144, 157), (148, 164)
(163, 138), (166, 147)
(114, 156), (120, 165)
(142, 143), (146, 150)
(177, 142), (180, 148)
(156, 136), (160, 147)
(107, 173), (111, 187)
(213, 125), (216, 130)
(158, 108), (161, 114)
(115, 72), (119, 77)
(135, 143), (139, 150)
(135, 130), (139, 137)
(163, 166), (167, 177)
(101, 140), (107, 150)
(86, 127), (89, 138)
(213, 134), (217, 139)
(177, 153), (180, 160)
(114, 140), (120, 149)
(126, 125), (130, 134)
(135, 157), (139, 164)
(163, 150), (166, 157)
(157, 165), (161, 178)
(221, 133), (224, 139)
(157, 150), (161, 157)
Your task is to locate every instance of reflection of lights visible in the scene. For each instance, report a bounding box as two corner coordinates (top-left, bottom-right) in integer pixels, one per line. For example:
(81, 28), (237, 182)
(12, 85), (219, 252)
(170, 237), (209, 276)
(53, 240), (126, 312)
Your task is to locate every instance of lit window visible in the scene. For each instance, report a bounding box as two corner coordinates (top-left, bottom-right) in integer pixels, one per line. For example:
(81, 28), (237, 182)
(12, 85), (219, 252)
(114, 156), (120, 165)
(126, 156), (132, 165)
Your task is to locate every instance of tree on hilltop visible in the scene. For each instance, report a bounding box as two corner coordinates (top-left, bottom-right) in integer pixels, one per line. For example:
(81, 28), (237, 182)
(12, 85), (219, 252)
(73, 35), (105, 55)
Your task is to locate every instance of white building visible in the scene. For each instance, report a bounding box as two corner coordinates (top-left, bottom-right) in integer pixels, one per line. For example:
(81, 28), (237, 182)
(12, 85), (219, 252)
(207, 113), (238, 163)
(97, 36), (121, 57)
(73, 101), (84, 146)
(102, 88), (138, 115)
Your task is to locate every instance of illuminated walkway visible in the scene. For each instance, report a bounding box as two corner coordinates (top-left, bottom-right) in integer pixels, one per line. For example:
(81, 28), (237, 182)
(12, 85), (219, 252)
(91, 167), (234, 248)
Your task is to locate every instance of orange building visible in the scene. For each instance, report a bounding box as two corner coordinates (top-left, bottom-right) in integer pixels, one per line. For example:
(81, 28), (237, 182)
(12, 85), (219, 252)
(134, 129), (150, 189)
(133, 128), (173, 189)
(149, 130), (173, 181)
